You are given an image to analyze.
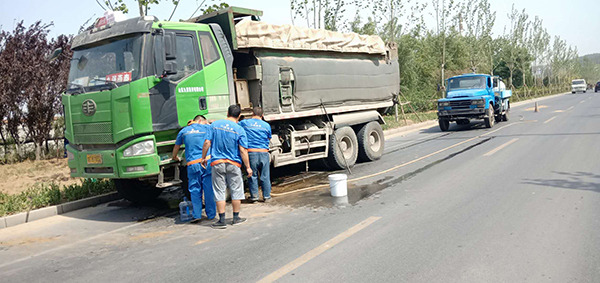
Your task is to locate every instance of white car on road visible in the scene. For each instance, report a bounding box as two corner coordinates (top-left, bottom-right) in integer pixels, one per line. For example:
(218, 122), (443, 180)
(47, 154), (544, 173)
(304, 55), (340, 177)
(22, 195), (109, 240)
(571, 79), (587, 93)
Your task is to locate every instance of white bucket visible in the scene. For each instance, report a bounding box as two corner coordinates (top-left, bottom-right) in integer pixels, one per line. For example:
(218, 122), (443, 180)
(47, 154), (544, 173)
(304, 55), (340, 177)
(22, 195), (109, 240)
(328, 174), (348, 197)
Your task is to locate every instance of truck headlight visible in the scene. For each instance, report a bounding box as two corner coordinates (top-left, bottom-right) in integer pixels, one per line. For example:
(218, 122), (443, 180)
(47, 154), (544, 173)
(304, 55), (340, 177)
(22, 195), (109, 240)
(67, 151), (75, 161)
(471, 99), (485, 106)
(438, 102), (450, 107)
(123, 140), (155, 157)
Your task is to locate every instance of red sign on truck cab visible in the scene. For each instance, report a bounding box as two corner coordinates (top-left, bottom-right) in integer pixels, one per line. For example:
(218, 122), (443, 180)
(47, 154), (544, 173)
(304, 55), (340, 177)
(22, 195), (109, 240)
(105, 72), (132, 83)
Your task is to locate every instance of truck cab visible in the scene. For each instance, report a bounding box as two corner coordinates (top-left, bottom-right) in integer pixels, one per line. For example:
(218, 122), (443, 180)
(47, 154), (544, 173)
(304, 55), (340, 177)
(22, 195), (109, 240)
(437, 74), (511, 131)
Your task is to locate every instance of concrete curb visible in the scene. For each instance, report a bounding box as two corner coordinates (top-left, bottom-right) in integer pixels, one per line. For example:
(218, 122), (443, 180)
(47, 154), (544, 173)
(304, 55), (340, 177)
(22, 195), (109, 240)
(0, 192), (121, 230)
(511, 92), (568, 107)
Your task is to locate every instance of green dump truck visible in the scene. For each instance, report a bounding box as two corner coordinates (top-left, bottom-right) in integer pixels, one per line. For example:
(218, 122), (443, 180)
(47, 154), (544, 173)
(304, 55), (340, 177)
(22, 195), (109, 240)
(61, 7), (399, 202)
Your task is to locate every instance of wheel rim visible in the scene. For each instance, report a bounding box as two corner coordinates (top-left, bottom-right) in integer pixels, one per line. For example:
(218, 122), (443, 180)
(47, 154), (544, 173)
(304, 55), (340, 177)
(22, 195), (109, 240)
(340, 136), (353, 159)
(369, 130), (382, 153)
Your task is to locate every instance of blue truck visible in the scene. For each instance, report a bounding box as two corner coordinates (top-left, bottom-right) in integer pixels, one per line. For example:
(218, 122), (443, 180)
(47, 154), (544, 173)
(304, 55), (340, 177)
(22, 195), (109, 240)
(437, 74), (511, 131)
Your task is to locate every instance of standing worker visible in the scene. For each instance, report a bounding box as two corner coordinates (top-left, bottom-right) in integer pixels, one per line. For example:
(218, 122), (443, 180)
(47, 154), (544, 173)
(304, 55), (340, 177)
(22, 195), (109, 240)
(238, 107), (272, 202)
(172, 115), (216, 222)
(201, 105), (252, 229)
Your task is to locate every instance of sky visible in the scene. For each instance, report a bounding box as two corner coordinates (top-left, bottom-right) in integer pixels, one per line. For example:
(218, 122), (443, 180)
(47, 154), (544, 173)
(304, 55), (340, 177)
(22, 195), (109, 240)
(0, 0), (598, 55)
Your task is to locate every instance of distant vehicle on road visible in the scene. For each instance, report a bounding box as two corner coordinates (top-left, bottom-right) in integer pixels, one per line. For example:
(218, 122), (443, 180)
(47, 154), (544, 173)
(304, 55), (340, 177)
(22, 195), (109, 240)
(437, 74), (511, 131)
(571, 79), (587, 93)
(595, 81), (600, 92)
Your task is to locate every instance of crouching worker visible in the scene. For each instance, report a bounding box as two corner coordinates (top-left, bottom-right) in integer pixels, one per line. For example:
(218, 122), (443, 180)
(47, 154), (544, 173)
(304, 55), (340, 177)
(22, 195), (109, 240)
(239, 107), (272, 202)
(201, 105), (253, 229)
(172, 115), (216, 222)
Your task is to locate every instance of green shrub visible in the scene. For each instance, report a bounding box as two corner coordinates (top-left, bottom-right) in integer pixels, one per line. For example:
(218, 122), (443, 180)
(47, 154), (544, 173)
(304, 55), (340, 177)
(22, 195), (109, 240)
(0, 179), (115, 216)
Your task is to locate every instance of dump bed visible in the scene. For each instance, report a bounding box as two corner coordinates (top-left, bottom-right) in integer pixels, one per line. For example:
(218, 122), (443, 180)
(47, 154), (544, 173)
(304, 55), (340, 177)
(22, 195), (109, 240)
(188, 7), (398, 121)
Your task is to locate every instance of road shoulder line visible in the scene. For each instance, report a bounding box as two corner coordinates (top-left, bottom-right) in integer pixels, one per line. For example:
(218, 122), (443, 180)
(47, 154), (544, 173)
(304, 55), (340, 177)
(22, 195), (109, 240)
(258, 216), (381, 283)
(483, 138), (519, 156)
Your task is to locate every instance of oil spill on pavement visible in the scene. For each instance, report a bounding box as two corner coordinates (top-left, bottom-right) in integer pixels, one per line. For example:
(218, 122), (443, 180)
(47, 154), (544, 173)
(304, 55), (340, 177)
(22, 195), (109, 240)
(270, 137), (493, 209)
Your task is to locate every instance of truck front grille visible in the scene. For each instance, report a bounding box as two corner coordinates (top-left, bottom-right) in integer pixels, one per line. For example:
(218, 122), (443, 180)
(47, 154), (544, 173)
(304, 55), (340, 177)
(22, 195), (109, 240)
(73, 122), (113, 144)
(449, 100), (471, 109)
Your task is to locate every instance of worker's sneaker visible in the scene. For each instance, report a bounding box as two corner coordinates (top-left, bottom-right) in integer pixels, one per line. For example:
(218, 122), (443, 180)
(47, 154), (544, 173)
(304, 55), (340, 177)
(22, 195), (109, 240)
(211, 221), (227, 229)
(249, 198), (259, 203)
(263, 197), (272, 203)
(232, 217), (247, 225)
(189, 218), (202, 224)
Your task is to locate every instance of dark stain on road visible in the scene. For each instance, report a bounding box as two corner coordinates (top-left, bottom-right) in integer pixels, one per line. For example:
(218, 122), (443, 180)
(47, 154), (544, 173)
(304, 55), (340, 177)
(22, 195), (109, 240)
(271, 137), (493, 208)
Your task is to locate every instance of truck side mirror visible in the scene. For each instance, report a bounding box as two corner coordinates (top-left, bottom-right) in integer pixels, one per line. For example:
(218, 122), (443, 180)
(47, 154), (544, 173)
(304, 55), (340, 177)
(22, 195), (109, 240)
(164, 32), (177, 61)
(158, 31), (177, 76)
(47, 48), (63, 62)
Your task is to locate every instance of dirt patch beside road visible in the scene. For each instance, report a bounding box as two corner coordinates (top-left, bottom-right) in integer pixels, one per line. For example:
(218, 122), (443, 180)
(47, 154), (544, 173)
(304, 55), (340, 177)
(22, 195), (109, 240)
(0, 159), (80, 195)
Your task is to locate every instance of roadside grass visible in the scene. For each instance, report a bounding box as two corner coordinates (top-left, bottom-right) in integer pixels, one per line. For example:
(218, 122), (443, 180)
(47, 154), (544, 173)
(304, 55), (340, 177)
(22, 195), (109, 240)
(382, 111), (438, 130)
(0, 179), (115, 217)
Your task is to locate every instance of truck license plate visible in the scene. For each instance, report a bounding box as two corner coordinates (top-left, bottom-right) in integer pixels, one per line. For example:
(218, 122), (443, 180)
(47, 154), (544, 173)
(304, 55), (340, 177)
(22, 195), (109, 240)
(86, 154), (103, 165)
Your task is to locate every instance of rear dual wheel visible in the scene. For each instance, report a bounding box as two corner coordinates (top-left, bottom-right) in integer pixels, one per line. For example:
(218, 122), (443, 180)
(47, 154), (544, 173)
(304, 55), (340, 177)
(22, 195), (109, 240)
(326, 122), (385, 170)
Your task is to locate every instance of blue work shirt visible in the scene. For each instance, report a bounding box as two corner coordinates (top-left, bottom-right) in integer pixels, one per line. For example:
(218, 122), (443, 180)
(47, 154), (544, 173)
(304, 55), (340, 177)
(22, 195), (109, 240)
(208, 119), (248, 165)
(175, 123), (212, 163)
(238, 118), (272, 150)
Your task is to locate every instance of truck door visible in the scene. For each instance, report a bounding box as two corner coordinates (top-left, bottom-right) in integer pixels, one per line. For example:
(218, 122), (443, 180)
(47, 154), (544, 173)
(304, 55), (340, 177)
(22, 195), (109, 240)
(150, 30), (206, 131)
(198, 31), (230, 118)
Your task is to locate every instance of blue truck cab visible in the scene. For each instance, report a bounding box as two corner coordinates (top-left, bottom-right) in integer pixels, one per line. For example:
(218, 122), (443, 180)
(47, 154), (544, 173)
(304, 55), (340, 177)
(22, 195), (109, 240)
(437, 74), (511, 131)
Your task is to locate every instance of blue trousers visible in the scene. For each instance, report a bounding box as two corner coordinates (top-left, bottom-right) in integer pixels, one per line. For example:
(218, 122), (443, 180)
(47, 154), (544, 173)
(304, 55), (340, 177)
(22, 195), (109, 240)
(248, 152), (271, 199)
(187, 163), (216, 219)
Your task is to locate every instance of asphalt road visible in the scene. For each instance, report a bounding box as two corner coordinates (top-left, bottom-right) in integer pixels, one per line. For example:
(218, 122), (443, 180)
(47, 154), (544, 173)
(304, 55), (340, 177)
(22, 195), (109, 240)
(2, 91), (600, 282)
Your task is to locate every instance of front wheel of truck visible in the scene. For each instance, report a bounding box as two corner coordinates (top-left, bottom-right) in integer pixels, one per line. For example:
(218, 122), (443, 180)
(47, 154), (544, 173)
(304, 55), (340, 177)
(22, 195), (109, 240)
(484, 106), (495, 128)
(438, 119), (450, 131)
(115, 179), (164, 203)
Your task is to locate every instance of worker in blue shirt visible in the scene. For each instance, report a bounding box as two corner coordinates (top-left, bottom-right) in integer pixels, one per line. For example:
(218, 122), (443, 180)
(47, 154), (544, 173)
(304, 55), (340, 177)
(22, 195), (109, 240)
(172, 115), (215, 222)
(238, 107), (272, 202)
(201, 105), (253, 229)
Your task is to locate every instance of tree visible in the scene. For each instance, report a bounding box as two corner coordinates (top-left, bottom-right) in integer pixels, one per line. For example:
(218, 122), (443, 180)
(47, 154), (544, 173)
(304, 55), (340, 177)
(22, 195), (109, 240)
(290, 0), (351, 31)
(0, 21), (71, 160)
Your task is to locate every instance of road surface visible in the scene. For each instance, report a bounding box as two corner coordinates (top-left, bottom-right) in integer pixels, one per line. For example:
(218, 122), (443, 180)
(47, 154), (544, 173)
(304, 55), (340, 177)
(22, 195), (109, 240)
(1, 92), (599, 282)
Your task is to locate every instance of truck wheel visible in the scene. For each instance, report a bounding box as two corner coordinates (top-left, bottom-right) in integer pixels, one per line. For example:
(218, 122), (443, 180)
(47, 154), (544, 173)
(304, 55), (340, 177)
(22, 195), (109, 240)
(357, 121), (385, 162)
(326, 126), (358, 170)
(179, 165), (190, 200)
(502, 107), (510, 121)
(115, 179), (164, 203)
(484, 106), (495, 128)
(438, 119), (450, 131)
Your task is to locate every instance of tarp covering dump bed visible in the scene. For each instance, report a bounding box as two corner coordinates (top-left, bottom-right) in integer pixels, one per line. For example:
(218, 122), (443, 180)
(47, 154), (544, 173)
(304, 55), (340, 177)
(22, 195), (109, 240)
(235, 20), (387, 55)
(255, 50), (399, 116)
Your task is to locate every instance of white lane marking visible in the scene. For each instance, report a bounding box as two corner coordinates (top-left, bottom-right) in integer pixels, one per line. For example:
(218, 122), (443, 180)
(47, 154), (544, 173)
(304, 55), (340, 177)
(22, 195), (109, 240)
(483, 138), (519, 156)
(580, 100), (585, 104)
(257, 216), (381, 283)
(567, 106), (574, 111)
(0, 212), (176, 270)
(544, 116), (557, 124)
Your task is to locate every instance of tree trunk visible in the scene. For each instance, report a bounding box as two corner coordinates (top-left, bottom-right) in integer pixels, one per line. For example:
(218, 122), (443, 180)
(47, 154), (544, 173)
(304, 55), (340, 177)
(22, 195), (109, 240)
(138, 2), (145, 17)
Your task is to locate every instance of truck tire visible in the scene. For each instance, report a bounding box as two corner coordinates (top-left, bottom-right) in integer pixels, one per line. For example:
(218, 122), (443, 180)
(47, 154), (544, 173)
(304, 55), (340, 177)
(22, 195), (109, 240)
(439, 119), (450, 131)
(179, 165), (190, 200)
(115, 179), (164, 203)
(502, 106), (510, 121)
(484, 106), (494, 128)
(326, 126), (358, 170)
(357, 121), (385, 162)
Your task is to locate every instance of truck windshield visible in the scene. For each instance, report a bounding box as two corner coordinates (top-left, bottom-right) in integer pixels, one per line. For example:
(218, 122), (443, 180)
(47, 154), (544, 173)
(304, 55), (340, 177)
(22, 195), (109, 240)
(572, 80), (585, 85)
(447, 76), (486, 91)
(67, 34), (144, 93)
